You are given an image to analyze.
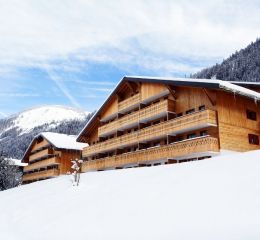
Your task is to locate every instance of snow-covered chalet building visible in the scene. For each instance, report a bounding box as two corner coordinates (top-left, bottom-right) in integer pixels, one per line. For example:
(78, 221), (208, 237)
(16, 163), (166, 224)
(22, 132), (87, 184)
(77, 76), (260, 172)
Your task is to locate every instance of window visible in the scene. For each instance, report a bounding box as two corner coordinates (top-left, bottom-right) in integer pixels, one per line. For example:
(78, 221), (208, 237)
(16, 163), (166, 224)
(186, 108), (195, 114)
(199, 105), (206, 111)
(248, 134), (259, 145)
(200, 130), (208, 136)
(187, 133), (196, 139)
(176, 136), (183, 142)
(246, 110), (257, 121)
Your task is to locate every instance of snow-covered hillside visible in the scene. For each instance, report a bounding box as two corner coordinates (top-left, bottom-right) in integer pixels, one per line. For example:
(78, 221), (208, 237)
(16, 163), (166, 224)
(0, 150), (259, 240)
(0, 105), (92, 159)
(3, 105), (89, 135)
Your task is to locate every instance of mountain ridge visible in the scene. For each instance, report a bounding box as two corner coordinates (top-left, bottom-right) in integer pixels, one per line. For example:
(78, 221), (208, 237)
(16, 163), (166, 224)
(0, 105), (93, 159)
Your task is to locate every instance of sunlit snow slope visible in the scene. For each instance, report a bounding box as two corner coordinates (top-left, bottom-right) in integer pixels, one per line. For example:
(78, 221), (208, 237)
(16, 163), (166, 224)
(0, 150), (260, 240)
(11, 105), (88, 134)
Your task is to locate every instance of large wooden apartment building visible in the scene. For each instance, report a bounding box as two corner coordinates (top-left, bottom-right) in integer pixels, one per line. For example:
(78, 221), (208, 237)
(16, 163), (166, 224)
(77, 77), (260, 172)
(22, 132), (87, 184)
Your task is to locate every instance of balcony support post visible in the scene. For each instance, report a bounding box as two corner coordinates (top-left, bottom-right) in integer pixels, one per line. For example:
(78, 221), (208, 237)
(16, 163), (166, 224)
(166, 85), (177, 100)
(203, 88), (216, 106)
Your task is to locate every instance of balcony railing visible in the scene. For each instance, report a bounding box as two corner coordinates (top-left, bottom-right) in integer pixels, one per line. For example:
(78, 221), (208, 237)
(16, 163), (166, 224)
(83, 109), (217, 157)
(22, 168), (59, 182)
(118, 93), (141, 113)
(31, 140), (50, 153)
(98, 99), (175, 137)
(82, 136), (220, 172)
(29, 148), (53, 162)
(24, 157), (60, 172)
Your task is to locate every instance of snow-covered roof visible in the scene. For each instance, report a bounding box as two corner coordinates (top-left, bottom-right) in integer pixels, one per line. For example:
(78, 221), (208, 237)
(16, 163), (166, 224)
(126, 76), (260, 101)
(219, 81), (260, 101)
(77, 76), (260, 141)
(22, 132), (88, 162)
(40, 132), (88, 150)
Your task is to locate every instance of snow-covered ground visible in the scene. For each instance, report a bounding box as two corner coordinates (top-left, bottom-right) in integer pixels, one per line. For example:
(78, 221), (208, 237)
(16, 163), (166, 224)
(0, 150), (260, 240)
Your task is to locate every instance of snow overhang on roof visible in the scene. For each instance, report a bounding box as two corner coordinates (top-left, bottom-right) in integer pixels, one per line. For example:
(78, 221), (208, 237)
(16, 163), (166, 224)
(22, 132), (88, 162)
(230, 81), (260, 88)
(77, 76), (260, 142)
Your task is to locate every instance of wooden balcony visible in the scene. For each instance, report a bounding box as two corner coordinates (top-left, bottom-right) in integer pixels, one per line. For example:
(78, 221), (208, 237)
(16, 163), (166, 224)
(118, 93), (141, 113)
(22, 169), (60, 182)
(98, 99), (175, 137)
(82, 136), (220, 172)
(83, 109), (217, 157)
(29, 148), (53, 162)
(31, 140), (50, 153)
(24, 157), (60, 172)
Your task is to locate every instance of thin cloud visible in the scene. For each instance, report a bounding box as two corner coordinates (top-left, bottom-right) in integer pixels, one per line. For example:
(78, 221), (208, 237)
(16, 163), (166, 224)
(45, 68), (82, 109)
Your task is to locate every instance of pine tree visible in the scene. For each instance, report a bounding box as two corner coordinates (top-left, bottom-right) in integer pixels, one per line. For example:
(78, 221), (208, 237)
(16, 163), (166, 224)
(0, 152), (22, 191)
(192, 38), (260, 82)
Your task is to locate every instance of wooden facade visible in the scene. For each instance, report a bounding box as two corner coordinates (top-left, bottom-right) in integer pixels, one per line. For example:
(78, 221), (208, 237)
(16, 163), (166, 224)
(78, 77), (260, 172)
(22, 133), (85, 184)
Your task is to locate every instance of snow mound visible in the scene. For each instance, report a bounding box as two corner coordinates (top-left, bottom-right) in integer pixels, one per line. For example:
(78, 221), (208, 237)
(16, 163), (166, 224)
(0, 150), (260, 240)
(12, 105), (89, 134)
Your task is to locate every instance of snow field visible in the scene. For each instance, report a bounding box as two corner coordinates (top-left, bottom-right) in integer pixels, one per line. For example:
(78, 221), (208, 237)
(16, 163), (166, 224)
(0, 150), (260, 240)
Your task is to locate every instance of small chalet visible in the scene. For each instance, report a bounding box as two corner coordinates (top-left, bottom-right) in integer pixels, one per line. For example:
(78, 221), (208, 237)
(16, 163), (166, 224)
(22, 132), (88, 184)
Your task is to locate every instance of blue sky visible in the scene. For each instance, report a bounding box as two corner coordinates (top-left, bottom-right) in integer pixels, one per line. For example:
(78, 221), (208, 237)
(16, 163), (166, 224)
(0, 0), (260, 118)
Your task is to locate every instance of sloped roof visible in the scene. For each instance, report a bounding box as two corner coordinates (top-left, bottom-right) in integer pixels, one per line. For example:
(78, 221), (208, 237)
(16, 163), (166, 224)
(40, 132), (88, 150)
(22, 132), (88, 162)
(77, 76), (260, 142)
(126, 76), (260, 100)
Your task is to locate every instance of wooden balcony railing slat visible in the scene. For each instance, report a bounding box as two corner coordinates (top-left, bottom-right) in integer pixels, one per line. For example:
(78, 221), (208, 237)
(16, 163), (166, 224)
(118, 93), (141, 112)
(29, 148), (51, 162)
(82, 136), (219, 172)
(24, 157), (60, 172)
(98, 99), (174, 137)
(22, 168), (59, 181)
(84, 110), (217, 157)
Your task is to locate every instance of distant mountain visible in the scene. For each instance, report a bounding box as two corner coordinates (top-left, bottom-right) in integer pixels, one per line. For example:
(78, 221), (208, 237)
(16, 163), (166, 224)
(0, 105), (93, 159)
(192, 38), (260, 82)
